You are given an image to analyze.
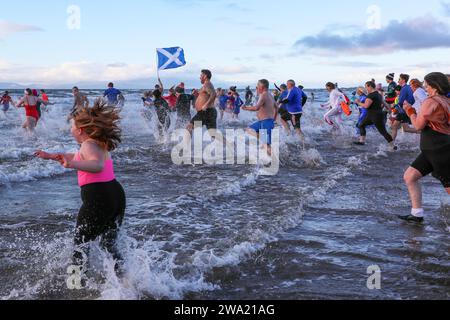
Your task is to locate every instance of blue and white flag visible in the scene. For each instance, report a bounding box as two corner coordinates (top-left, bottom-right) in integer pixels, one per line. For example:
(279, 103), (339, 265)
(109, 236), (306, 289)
(157, 47), (186, 71)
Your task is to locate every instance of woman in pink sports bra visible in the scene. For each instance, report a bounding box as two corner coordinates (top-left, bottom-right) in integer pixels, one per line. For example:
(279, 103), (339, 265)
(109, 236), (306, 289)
(35, 100), (126, 273)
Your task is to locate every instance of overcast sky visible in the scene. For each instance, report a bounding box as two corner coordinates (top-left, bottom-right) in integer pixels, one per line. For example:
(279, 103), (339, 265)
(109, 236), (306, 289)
(0, 0), (449, 88)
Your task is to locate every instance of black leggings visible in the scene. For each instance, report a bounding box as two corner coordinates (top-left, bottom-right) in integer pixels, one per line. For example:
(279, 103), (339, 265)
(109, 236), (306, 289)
(358, 111), (393, 143)
(74, 180), (126, 267)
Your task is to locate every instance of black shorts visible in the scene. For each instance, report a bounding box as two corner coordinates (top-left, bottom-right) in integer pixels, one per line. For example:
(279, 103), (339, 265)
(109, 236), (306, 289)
(394, 112), (412, 124)
(411, 148), (450, 188)
(191, 108), (217, 130)
(281, 112), (302, 129)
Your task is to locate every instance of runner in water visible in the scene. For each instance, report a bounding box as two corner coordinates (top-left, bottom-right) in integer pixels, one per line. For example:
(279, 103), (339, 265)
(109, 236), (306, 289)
(230, 87), (243, 120)
(150, 89), (171, 135)
(1, 91), (13, 115)
(175, 86), (194, 127)
(391, 74), (418, 141)
(409, 79), (428, 113)
(385, 73), (397, 106)
(163, 87), (178, 112)
(354, 81), (396, 150)
(401, 72), (450, 223)
(279, 80), (304, 138)
(103, 82), (124, 107)
(218, 89), (229, 121)
(15, 88), (48, 131)
(35, 100), (126, 272)
(245, 86), (254, 106)
(322, 82), (346, 130)
(71, 87), (89, 116)
(187, 69), (217, 134)
(298, 85), (308, 107)
(242, 79), (277, 156)
(355, 87), (368, 135)
(276, 84), (291, 134)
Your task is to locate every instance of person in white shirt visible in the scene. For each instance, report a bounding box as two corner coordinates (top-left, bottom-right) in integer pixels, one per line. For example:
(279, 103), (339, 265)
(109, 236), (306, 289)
(321, 82), (347, 129)
(409, 79), (428, 113)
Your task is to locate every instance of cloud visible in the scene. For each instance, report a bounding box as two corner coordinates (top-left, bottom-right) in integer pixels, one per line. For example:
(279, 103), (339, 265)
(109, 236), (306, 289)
(246, 37), (284, 47)
(443, 2), (450, 16)
(294, 15), (450, 56)
(214, 65), (254, 75)
(0, 20), (43, 38)
(0, 61), (155, 85)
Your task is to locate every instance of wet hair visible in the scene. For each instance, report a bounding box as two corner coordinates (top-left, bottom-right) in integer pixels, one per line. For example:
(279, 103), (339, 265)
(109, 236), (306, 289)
(409, 79), (423, 89)
(399, 74), (410, 83)
(258, 79), (269, 89)
(153, 89), (162, 99)
(201, 69), (212, 80)
(108, 82), (114, 88)
(365, 81), (376, 89)
(72, 99), (122, 152)
(325, 82), (336, 90)
(424, 72), (450, 96)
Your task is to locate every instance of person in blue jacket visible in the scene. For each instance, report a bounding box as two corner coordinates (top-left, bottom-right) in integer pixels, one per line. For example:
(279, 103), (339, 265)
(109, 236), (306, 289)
(104, 82), (124, 107)
(391, 74), (419, 141)
(280, 80), (304, 138)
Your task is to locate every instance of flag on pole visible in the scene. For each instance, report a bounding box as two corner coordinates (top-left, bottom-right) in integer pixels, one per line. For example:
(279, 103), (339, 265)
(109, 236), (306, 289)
(157, 47), (186, 71)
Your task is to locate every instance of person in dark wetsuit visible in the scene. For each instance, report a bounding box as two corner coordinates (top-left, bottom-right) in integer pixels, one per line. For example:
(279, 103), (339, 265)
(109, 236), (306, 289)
(245, 86), (253, 106)
(401, 72), (450, 223)
(354, 81), (396, 150)
(152, 89), (171, 134)
(175, 86), (193, 127)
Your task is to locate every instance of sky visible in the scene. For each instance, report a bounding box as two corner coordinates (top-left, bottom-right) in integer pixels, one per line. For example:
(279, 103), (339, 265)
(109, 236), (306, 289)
(0, 0), (449, 88)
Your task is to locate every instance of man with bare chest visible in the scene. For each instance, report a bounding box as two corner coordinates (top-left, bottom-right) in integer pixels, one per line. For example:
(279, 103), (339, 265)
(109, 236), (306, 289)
(187, 69), (217, 133)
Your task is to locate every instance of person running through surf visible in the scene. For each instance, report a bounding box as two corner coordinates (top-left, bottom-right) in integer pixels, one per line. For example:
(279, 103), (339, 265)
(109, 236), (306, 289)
(15, 88), (49, 131)
(103, 82), (124, 107)
(187, 69), (217, 134)
(71, 87), (89, 116)
(1, 91), (13, 115)
(322, 82), (346, 131)
(35, 100), (126, 275)
(279, 80), (304, 138)
(242, 79), (277, 156)
(401, 72), (450, 223)
(354, 81), (397, 150)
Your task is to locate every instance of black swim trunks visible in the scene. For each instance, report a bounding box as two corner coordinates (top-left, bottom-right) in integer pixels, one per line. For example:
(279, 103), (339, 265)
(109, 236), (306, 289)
(280, 111), (302, 129)
(190, 108), (217, 130)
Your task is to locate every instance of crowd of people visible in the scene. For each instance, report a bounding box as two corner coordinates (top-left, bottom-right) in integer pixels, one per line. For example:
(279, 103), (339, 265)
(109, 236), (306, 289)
(1, 69), (448, 279)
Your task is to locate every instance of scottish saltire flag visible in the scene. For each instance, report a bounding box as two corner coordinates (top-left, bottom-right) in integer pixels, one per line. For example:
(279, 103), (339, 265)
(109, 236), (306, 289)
(157, 47), (186, 71)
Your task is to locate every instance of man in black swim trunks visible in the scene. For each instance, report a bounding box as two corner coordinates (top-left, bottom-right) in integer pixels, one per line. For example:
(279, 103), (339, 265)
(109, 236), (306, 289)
(187, 69), (217, 134)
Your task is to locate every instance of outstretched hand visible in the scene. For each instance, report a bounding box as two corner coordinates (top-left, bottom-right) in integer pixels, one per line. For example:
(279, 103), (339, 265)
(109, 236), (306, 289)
(34, 150), (55, 161)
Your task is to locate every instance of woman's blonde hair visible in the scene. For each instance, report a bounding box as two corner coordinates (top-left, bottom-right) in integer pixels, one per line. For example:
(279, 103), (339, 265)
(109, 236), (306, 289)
(356, 87), (367, 96)
(409, 79), (423, 89)
(72, 98), (122, 151)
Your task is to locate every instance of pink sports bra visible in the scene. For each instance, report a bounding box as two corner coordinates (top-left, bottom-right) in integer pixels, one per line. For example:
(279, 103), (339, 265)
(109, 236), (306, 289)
(74, 152), (116, 187)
